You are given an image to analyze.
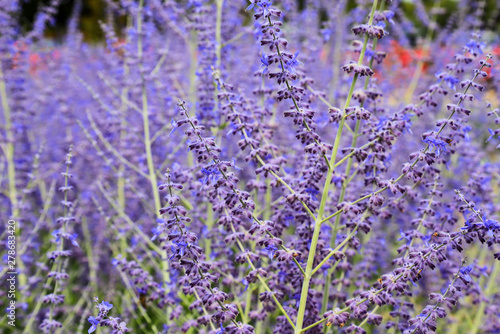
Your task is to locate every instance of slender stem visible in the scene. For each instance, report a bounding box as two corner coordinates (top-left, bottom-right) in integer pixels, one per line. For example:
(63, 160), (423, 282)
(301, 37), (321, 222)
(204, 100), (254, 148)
(138, 0), (162, 218)
(215, 0), (224, 70)
(321, 6), (383, 314)
(179, 102), (306, 276)
(49, 150), (72, 322)
(188, 31), (198, 107)
(230, 223), (296, 330)
(136, 7), (173, 310)
(311, 224), (359, 276)
(293, 2), (378, 332)
(403, 0), (441, 103)
(0, 62), (18, 219)
(97, 183), (164, 255)
(82, 216), (98, 294)
(319, 54), (491, 226)
(328, 0), (346, 104)
(303, 229), (469, 332)
(118, 14), (132, 210)
(81, 114), (149, 179)
(359, 305), (380, 328)
(257, 178), (271, 333)
(213, 71), (317, 222)
(410, 259), (465, 334)
(470, 260), (500, 334)
(222, 30), (248, 48)
(243, 285), (253, 323)
(391, 175), (439, 333)
(204, 204), (214, 256)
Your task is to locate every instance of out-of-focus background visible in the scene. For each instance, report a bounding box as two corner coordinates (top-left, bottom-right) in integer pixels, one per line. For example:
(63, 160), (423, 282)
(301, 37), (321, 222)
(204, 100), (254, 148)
(18, 0), (500, 43)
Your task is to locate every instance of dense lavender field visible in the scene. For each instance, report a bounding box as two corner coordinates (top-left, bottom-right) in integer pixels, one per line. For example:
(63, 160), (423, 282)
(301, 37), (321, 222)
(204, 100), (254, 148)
(1, 0), (500, 333)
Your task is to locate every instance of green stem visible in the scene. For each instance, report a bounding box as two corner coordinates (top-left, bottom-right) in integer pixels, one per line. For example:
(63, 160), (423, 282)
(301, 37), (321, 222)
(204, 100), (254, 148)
(117, 267), (160, 332)
(312, 225), (359, 276)
(136, 3), (172, 307)
(410, 259), (465, 334)
(205, 204), (214, 256)
(403, 0), (441, 103)
(215, 0), (224, 70)
(49, 150), (72, 322)
(138, 0), (162, 218)
(321, 36), (380, 317)
(194, 289), (217, 331)
(243, 285), (253, 323)
(359, 305), (379, 328)
(0, 181), (56, 279)
(118, 14), (132, 210)
(302, 230), (468, 332)
(0, 62), (18, 219)
(188, 31), (198, 107)
(294, 2), (378, 332)
(329, 0), (345, 104)
(0, 61), (26, 289)
(97, 183), (164, 254)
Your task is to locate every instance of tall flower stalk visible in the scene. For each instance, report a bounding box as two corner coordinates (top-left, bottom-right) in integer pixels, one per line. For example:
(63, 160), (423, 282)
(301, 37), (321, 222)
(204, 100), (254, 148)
(1, 1), (500, 333)
(294, 1), (379, 332)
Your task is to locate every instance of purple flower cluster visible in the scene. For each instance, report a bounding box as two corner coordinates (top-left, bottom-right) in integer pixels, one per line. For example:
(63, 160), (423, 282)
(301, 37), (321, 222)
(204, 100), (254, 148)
(0, 0), (499, 333)
(88, 298), (129, 334)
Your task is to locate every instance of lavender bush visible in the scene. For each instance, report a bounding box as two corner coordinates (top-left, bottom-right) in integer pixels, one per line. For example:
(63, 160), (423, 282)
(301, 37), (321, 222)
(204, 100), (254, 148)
(1, 0), (500, 333)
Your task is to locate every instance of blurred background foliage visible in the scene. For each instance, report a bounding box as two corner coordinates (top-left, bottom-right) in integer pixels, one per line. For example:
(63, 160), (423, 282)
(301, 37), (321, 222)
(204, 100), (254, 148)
(17, 0), (500, 43)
